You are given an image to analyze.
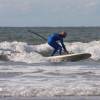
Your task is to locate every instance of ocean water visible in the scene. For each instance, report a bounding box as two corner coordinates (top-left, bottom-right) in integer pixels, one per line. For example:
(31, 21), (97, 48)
(0, 27), (100, 97)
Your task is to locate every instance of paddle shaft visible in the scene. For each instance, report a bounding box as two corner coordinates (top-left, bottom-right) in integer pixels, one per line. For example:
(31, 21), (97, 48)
(28, 30), (47, 41)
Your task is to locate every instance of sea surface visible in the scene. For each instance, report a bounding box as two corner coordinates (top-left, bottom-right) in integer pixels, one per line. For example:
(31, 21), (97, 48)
(0, 27), (100, 98)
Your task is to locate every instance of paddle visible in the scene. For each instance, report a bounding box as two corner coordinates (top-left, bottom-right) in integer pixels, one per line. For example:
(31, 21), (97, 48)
(28, 30), (47, 41)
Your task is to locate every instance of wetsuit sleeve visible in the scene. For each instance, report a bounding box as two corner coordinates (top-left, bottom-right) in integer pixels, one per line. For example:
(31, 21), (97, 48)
(60, 39), (69, 54)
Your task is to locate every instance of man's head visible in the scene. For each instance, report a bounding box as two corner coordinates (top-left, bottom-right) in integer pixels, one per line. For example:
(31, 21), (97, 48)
(59, 31), (67, 38)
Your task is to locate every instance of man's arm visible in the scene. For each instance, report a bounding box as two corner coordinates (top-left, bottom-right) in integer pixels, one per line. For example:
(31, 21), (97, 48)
(60, 39), (69, 54)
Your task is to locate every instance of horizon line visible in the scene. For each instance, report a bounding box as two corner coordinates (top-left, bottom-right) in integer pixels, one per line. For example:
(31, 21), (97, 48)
(0, 26), (100, 28)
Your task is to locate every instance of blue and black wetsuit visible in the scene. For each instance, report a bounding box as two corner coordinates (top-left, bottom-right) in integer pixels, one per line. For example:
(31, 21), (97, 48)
(48, 33), (67, 56)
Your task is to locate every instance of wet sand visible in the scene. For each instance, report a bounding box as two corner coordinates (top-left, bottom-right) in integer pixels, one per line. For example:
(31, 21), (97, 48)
(0, 96), (100, 100)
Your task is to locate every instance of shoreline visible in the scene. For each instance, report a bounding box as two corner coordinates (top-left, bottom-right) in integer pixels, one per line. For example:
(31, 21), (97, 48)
(0, 96), (100, 100)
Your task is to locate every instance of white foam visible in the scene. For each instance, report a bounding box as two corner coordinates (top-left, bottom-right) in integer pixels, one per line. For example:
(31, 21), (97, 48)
(0, 41), (43, 63)
(0, 41), (100, 97)
(0, 60), (100, 96)
(1, 81), (100, 96)
(0, 41), (100, 63)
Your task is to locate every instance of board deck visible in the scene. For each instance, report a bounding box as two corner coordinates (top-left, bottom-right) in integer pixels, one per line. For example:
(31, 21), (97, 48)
(47, 53), (91, 62)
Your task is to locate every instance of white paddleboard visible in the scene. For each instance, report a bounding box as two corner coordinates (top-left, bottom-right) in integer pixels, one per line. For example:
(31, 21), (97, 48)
(47, 53), (91, 62)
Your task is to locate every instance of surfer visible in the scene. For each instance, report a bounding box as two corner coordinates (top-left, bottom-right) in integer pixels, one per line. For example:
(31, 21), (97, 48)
(48, 32), (69, 56)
